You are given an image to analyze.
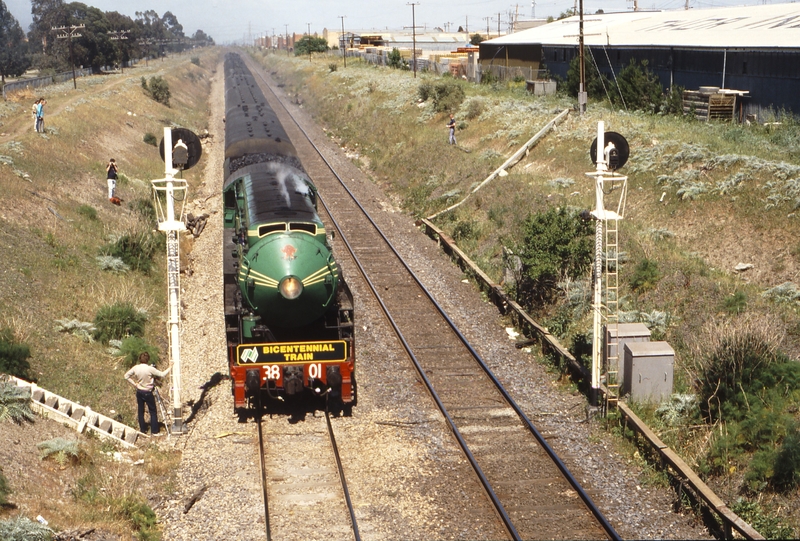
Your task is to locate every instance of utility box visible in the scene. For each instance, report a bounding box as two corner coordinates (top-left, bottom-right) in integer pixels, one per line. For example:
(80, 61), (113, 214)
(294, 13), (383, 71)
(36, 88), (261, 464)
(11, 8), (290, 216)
(623, 341), (674, 404)
(605, 323), (651, 387)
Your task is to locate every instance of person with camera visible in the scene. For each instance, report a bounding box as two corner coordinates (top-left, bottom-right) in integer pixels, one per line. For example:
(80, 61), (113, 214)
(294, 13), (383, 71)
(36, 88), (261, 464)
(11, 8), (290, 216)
(124, 352), (173, 436)
(106, 158), (120, 205)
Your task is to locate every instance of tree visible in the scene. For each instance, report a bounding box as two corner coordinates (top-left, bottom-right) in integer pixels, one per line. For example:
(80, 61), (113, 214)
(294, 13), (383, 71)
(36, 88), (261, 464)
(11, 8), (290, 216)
(293, 35), (328, 56)
(191, 29), (213, 46)
(609, 58), (664, 112)
(469, 33), (483, 45)
(0, 0), (30, 82)
(387, 47), (403, 69)
(565, 53), (606, 100)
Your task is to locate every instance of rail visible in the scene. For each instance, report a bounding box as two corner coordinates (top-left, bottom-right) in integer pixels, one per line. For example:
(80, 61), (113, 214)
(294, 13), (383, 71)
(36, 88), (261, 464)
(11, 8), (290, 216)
(418, 218), (765, 541)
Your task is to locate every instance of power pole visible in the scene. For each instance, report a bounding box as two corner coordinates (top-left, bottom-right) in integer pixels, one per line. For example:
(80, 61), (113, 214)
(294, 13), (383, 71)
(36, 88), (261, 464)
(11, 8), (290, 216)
(497, 12), (501, 36)
(53, 25), (84, 89)
(484, 16), (491, 38)
(406, 3), (420, 78)
(284, 24), (289, 52)
(108, 30), (130, 72)
(338, 16), (347, 68)
(578, 0), (587, 114)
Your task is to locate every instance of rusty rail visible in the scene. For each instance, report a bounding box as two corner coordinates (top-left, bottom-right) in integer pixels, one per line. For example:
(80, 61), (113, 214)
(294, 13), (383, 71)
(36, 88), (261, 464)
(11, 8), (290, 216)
(418, 218), (765, 541)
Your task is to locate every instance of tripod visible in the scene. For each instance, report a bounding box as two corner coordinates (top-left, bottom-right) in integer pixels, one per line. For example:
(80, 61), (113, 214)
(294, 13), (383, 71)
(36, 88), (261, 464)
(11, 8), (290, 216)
(153, 386), (171, 436)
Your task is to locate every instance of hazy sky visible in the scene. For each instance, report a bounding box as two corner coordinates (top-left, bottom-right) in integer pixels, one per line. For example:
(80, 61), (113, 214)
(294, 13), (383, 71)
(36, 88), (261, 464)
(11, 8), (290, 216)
(4, 0), (779, 44)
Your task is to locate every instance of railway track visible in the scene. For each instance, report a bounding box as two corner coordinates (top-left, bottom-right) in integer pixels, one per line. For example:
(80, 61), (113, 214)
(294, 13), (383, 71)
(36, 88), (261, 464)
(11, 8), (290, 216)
(256, 402), (360, 541)
(246, 55), (620, 540)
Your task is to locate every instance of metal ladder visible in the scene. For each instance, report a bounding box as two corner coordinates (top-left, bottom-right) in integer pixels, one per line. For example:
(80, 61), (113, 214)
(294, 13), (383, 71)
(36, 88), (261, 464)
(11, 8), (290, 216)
(604, 216), (621, 411)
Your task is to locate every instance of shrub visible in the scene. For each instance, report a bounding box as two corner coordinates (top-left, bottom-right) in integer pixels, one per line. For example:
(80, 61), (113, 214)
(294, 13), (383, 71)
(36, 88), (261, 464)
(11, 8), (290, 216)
(722, 290), (747, 315)
(54, 318), (97, 341)
(731, 499), (795, 540)
(387, 48), (403, 69)
(0, 328), (31, 380)
(464, 97), (485, 120)
(0, 516), (53, 541)
(143, 132), (158, 146)
(0, 470), (10, 506)
(95, 255), (131, 273)
(610, 58), (664, 112)
(515, 207), (594, 306)
(0, 381), (34, 424)
(130, 198), (157, 223)
(190, 56), (200, 66)
(772, 423), (800, 491)
(37, 437), (83, 466)
(117, 336), (160, 370)
(93, 302), (147, 344)
(76, 204), (98, 221)
(629, 258), (660, 293)
(328, 63), (337, 72)
(142, 76), (170, 106)
(418, 79), (465, 112)
(100, 230), (162, 274)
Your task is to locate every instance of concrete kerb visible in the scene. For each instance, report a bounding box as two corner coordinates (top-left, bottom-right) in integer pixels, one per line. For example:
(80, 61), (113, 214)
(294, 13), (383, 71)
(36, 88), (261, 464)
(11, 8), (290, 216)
(5, 375), (147, 448)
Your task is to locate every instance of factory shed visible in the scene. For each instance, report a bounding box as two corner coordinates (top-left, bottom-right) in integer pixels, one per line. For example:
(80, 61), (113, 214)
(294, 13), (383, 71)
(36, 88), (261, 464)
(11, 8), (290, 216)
(483, 4), (800, 119)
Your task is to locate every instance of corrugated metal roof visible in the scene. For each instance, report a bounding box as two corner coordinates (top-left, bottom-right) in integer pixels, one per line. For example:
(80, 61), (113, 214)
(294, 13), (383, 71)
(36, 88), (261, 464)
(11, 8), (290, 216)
(488, 4), (800, 49)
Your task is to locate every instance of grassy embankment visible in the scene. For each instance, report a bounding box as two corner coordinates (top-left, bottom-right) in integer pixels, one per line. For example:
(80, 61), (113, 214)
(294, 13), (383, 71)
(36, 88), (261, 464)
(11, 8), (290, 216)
(254, 49), (800, 536)
(0, 48), (220, 538)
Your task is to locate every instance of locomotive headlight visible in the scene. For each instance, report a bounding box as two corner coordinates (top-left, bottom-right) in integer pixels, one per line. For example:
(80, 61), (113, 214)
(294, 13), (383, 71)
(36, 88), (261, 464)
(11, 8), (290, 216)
(279, 276), (303, 300)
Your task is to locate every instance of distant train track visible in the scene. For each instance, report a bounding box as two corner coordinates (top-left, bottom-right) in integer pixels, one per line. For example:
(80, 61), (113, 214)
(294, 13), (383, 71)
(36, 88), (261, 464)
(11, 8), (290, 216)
(246, 55), (620, 540)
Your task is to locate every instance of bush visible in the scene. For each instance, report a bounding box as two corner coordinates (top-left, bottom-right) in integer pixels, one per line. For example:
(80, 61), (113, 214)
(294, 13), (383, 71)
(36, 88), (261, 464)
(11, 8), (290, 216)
(100, 230), (162, 274)
(629, 258), (660, 293)
(772, 423), (800, 491)
(515, 207), (594, 306)
(0, 516), (53, 541)
(190, 56), (200, 66)
(142, 76), (170, 107)
(143, 132), (158, 146)
(0, 470), (10, 506)
(722, 290), (747, 315)
(129, 198), (157, 223)
(610, 58), (663, 112)
(328, 63), (337, 72)
(0, 381), (34, 424)
(418, 79), (465, 112)
(93, 302), (147, 344)
(37, 437), (83, 466)
(117, 336), (160, 369)
(76, 204), (98, 221)
(0, 328), (31, 380)
(387, 48), (403, 69)
(731, 499), (795, 540)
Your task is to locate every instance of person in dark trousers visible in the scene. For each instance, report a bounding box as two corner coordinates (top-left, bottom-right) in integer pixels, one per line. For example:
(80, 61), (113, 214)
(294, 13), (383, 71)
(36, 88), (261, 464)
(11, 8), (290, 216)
(447, 113), (456, 145)
(124, 352), (172, 435)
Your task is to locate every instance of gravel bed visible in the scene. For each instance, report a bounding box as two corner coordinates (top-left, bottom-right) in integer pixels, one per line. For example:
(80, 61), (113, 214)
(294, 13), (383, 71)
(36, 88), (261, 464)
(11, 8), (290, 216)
(157, 54), (713, 540)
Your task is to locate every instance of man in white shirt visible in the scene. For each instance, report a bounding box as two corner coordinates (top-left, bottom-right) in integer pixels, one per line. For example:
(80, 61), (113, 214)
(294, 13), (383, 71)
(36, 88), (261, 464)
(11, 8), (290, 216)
(124, 352), (172, 435)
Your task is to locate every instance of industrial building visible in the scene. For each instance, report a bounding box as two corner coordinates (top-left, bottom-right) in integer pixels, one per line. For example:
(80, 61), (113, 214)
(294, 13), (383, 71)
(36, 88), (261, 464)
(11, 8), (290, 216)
(480, 4), (800, 119)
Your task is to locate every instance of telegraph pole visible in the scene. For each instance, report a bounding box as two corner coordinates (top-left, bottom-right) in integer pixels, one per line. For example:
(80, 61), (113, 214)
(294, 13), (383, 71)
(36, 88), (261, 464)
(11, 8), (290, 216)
(407, 2), (420, 78)
(284, 24), (289, 52)
(338, 16), (347, 68)
(578, 0), (587, 114)
(53, 25), (85, 89)
(108, 30), (130, 72)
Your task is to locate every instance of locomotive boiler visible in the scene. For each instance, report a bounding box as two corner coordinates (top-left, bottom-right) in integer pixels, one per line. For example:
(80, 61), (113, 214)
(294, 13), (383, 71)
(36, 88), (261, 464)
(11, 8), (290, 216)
(222, 53), (355, 415)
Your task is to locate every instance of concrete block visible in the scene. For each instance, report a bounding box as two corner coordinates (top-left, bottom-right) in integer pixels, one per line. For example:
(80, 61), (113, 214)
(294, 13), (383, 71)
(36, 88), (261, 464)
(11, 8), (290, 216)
(85, 411), (99, 427)
(32, 388), (45, 402)
(77, 419), (87, 434)
(58, 401), (73, 416)
(45, 394), (59, 409)
(124, 429), (139, 445)
(71, 406), (86, 421)
(111, 423), (125, 440)
(99, 418), (113, 432)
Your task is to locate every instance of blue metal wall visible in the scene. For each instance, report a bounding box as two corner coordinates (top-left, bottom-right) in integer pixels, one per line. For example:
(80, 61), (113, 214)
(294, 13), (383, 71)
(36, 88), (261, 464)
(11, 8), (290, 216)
(542, 46), (800, 119)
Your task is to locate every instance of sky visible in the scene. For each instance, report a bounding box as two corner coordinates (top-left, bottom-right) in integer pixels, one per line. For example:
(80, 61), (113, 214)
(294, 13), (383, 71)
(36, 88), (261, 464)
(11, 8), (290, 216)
(3, 0), (783, 44)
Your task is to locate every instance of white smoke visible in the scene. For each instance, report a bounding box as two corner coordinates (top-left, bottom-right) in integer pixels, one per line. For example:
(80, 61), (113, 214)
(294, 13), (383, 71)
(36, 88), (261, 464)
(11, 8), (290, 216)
(266, 162), (310, 208)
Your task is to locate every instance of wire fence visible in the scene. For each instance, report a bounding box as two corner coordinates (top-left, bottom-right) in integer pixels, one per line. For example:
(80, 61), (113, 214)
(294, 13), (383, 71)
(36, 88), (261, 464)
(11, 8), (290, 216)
(2, 68), (93, 99)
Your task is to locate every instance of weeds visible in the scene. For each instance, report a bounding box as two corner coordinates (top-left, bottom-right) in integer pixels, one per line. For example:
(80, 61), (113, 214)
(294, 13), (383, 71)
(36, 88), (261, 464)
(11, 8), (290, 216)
(76, 204), (98, 221)
(0, 470), (10, 505)
(142, 133), (158, 146)
(100, 230), (162, 274)
(54, 319), (97, 342)
(92, 302), (148, 344)
(0, 381), (35, 424)
(38, 437), (83, 466)
(0, 328), (31, 380)
(0, 516), (53, 541)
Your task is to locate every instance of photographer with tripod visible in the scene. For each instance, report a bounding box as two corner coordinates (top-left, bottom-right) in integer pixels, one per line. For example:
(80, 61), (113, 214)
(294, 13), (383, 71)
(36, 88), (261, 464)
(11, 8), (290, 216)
(124, 352), (172, 436)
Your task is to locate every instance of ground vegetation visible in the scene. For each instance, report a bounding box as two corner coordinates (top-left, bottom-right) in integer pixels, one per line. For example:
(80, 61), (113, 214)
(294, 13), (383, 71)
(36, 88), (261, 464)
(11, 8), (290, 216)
(255, 49), (800, 536)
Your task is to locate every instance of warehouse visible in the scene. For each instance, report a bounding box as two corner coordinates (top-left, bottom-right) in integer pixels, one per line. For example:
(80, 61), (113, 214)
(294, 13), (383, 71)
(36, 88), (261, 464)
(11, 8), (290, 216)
(481, 4), (800, 119)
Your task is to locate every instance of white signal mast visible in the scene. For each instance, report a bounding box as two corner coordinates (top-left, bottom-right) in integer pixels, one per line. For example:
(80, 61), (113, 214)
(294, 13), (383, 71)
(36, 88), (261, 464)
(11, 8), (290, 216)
(151, 128), (189, 434)
(587, 122), (628, 410)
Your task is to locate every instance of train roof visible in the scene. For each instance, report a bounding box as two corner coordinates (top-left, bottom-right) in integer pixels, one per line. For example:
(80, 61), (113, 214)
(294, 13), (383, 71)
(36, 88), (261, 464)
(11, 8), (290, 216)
(230, 163), (320, 226)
